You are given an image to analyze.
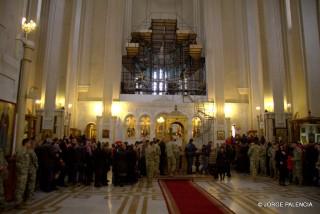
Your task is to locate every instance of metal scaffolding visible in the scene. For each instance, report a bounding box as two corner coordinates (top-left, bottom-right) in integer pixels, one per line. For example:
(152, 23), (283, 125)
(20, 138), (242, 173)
(121, 19), (206, 95)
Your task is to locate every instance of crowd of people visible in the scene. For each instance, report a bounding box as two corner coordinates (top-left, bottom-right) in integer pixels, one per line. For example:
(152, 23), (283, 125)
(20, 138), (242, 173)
(0, 134), (320, 209)
(231, 135), (320, 186)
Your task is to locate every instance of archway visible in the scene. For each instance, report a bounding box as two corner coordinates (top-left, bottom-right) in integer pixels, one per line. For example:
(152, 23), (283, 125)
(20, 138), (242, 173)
(85, 123), (96, 139)
(124, 114), (136, 139)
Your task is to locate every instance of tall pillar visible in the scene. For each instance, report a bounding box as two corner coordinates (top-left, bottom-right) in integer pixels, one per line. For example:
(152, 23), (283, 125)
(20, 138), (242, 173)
(102, 0), (125, 141)
(123, 0), (132, 52)
(262, 0), (287, 128)
(78, 0), (93, 87)
(235, 0), (248, 90)
(300, 0), (320, 116)
(193, 0), (201, 42)
(41, 0), (67, 135)
(246, 0), (264, 130)
(203, 0), (225, 143)
(285, 0), (308, 117)
(15, 40), (34, 152)
(203, 0), (214, 101)
(212, 0), (225, 143)
(65, 0), (82, 129)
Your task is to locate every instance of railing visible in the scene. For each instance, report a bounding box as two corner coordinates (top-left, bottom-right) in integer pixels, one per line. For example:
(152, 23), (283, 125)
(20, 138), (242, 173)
(183, 94), (214, 146)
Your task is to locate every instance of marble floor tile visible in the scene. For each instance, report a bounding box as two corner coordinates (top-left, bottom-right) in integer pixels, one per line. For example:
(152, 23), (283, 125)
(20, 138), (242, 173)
(3, 174), (320, 214)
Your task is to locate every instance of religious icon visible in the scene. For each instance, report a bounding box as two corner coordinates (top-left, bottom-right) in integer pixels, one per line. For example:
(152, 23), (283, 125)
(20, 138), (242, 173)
(140, 115), (150, 138)
(217, 130), (225, 140)
(125, 115), (136, 138)
(0, 101), (15, 154)
(102, 129), (110, 138)
(0, 105), (9, 149)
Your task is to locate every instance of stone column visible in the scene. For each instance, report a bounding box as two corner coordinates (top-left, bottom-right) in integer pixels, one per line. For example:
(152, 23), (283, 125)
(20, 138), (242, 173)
(102, 0), (125, 141)
(15, 40), (34, 152)
(300, 0), (320, 116)
(235, 0), (248, 90)
(285, 0), (308, 117)
(262, 0), (287, 129)
(246, 0), (264, 130)
(203, 0), (214, 101)
(78, 0), (93, 87)
(41, 0), (67, 135)
(65, 0), (82, 129)
(123, 0), (132, 53)
(203, 0), (226, 143)
(212, 0), (226, 143)
(193, 0), (201, 42)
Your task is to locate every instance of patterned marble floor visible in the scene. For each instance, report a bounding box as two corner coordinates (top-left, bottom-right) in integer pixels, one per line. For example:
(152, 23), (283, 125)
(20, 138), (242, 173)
(4, 173), (320, 214)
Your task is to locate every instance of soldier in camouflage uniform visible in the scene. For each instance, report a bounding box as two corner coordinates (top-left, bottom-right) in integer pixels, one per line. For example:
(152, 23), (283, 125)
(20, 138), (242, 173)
(271, 143), (279, 179)
(174, 141), (182, 174)
(292, 142), (303, 185)
(15, 138), (31, 205)
(248, 142), (260, 180)
(26, 139), (38, 199)
(0, 147), (8, 208)
(154, 140), (161, 176)
(259, 143), (267, 176)
(166, 139), (176, 176)
(145, 141), (156, 187)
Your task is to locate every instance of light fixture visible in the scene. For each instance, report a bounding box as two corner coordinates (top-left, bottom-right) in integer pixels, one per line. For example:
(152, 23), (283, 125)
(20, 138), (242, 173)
(224, 103), (233, 118)
(287, 103), (291, 108)
(35, 99), (41, 105)
(21, 17), (37, 36)
(256, 106), (261, 111)
(157, 116), (165, 123)
(93, 102), (103, 117)
(68, 104), (72, 109)
(111, 101), (121, 117)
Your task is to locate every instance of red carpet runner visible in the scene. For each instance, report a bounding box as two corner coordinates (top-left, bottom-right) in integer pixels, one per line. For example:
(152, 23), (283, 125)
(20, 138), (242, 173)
(159, 179), (233, 214)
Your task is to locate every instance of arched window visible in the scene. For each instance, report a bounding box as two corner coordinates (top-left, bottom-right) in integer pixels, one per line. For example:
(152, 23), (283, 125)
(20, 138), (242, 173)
(125, 115), (136, 138)
(139, 115), (150, 138)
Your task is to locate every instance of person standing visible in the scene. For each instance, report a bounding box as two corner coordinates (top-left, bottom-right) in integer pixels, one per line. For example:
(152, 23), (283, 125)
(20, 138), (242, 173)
(26, 139), (38, 199)
(15, 138), (31, 206)
(208, 143), (218, 179)
(292, 142), (303, 185)
(159, 140), (166, 175)
(266, 142), (272, 176)
(174, 140), (182, 174)
(145, 141), (156, 187)
(93, 142), (104, 187)
(276, 144), (288, 186)
(185, 139), (197, 174)
(0, 147), (8, 209)
(154, 140), (161, 176)
(259, 142), (267, 176)
(201, 142), (211, 174)
(166, 138), (176, 176)
(248, 141), (260, 180)
(216, 146), (227, 181)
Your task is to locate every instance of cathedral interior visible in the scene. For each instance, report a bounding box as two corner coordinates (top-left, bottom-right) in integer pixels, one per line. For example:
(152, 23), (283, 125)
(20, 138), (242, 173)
(0, 0), (320, 213)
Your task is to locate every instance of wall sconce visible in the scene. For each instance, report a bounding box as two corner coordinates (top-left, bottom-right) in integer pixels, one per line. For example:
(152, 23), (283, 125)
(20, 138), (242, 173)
(255, 106), (261, 111)
(68, 104), (72, 109)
